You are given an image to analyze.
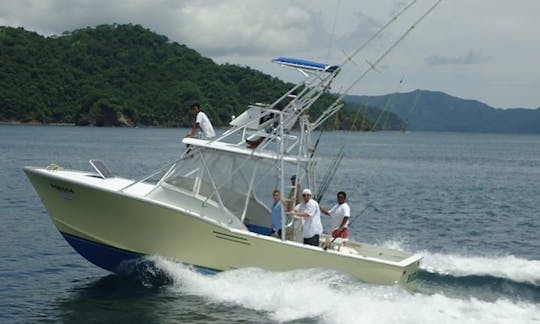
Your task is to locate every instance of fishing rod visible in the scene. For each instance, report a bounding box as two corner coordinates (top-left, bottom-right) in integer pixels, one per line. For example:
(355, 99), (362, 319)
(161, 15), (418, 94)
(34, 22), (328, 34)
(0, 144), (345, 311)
(309, 1), (443, 192)
(324, 201), (373, 251)
(307, 0), (422, 133)
(328, 0), (443, 111)
(324, 202), (372, 250)
(315, 145), (344, 202)
(336, 0), (419, 69)
(309, 129), (324, 159)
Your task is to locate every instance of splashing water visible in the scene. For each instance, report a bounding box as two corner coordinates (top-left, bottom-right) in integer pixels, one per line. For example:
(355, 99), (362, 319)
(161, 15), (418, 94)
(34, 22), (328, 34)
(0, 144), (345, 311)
(381, 240), (540, 286)
(149, 256), (540, 323)
(421, 252), (540, 285)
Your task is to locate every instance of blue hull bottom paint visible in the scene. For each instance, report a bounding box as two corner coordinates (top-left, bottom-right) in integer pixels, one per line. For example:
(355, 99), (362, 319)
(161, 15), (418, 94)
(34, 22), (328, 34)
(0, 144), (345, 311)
(62, 233), (143, 272)
(61, 233), (221, 275)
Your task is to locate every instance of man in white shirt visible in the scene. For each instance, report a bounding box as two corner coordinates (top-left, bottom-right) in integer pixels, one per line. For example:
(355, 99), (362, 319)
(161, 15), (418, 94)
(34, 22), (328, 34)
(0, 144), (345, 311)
(290, 188), (323, 246)
(186, 102), (215, 139)
(320, 191), (350, 238)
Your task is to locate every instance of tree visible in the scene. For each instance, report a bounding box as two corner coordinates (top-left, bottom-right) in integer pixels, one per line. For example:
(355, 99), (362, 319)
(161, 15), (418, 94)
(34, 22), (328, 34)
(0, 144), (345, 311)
(0, 24), (402, 130)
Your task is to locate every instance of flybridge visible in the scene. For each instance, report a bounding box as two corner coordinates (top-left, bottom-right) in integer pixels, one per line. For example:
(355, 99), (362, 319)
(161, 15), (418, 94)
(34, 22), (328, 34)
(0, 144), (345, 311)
(272, 57), (339, 73)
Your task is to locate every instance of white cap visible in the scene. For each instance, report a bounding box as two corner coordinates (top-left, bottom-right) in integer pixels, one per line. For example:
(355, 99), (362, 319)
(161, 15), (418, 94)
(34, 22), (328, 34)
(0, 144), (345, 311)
(302, 189), (312, 196)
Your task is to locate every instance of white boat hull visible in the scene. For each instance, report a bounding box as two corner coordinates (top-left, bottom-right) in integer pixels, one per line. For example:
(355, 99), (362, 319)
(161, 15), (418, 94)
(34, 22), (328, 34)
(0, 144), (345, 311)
(24, 166), (421, 286)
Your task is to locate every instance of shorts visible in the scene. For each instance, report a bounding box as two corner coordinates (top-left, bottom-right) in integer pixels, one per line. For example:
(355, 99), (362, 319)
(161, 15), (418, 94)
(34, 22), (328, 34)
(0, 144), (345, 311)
(303, 234), (320, 246)
(331, 228), (348, 238)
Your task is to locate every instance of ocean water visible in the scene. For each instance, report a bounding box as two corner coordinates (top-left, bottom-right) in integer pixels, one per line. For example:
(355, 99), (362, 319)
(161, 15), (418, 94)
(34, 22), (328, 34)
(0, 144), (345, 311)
(1, 125), (539, 323)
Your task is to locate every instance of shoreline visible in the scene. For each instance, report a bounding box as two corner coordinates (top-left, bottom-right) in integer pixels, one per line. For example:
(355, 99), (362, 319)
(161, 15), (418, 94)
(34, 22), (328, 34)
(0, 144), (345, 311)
(0, 121), (76, 126)
(0, 121), (180, 129)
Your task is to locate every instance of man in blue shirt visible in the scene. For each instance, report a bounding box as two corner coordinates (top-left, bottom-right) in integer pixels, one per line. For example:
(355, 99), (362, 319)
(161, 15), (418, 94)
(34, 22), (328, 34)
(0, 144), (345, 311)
(271, 189), (282, 237)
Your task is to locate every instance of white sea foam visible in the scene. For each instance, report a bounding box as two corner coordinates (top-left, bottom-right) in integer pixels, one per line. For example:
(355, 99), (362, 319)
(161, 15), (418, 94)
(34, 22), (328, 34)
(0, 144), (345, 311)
(380, 240), (540, 286)
(421, 252), (540, 285)
(151, 256), (540, 324)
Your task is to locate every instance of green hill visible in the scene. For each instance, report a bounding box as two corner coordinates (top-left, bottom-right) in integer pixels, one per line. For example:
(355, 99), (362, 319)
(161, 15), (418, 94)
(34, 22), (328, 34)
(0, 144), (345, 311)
(0, 24), (403, 130)
(347, 90), (540, 133)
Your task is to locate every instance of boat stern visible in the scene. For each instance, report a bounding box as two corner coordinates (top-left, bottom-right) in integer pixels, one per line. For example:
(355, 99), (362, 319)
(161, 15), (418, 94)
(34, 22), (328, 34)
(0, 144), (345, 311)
(397, 254), (423, 287)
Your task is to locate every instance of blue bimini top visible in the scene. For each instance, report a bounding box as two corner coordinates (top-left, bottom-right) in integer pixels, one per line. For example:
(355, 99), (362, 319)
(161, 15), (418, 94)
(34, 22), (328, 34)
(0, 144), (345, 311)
(272, 57), (339, 73)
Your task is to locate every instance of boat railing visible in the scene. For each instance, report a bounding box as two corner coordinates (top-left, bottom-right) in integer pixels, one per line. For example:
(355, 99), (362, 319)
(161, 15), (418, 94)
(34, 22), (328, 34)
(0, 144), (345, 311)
(118, 155), (184, 193)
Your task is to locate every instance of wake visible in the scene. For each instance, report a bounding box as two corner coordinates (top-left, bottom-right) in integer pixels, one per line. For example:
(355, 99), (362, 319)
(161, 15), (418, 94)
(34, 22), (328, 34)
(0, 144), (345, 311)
(420, 251), (540, 286)
(380, 240), (540, 286)
(147, 256), (540, 324)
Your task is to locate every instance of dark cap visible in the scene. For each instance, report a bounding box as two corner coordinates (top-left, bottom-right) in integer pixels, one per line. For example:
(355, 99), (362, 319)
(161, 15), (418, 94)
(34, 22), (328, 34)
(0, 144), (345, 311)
(290, 175), (296, 181)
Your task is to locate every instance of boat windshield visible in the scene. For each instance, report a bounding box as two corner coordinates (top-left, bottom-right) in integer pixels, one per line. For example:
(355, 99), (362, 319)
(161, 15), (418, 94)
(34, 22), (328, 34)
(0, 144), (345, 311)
(155, 145), (300, 231)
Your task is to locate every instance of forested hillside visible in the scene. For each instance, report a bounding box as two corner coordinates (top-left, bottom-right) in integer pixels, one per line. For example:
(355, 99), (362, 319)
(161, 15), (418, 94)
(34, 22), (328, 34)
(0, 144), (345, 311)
(348, 90), (540, 133)
(0, 24), (404, 130)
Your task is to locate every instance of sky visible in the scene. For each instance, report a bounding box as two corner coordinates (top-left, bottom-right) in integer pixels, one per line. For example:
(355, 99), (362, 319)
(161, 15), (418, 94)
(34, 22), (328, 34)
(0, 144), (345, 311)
(1, 0), (539, 109)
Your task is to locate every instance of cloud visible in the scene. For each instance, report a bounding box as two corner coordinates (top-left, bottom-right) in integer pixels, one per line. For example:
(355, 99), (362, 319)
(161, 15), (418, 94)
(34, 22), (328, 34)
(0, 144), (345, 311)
(424, 49), (491, 66)
(0, 0), (389, 58)
(1, 0), (539, 107)
(333, 11), (382, 53)
(172, 1), (315, 56)
(1, 0), (115, 34)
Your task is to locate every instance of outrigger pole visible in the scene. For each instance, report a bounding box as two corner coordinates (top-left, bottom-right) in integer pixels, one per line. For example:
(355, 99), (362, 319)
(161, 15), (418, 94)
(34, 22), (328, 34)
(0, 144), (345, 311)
(307, 0), (443, 131)
(337, 0), (419, 68)
(314, 145), (344, 203)
(333, 0), (443, 105)
(310, 0), (443, 201)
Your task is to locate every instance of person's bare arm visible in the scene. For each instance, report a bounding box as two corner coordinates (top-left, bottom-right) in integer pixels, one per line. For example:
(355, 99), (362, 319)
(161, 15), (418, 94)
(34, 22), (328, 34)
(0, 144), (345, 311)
(290, 210), (310, 217)
(186, 123), (199, 137)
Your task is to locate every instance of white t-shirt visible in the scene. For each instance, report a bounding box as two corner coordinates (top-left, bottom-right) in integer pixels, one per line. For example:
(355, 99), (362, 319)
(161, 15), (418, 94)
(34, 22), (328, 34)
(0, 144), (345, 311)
(196, 111), (215, 138)
(328, 202), (350, 229)
(295, 199), (323, 238)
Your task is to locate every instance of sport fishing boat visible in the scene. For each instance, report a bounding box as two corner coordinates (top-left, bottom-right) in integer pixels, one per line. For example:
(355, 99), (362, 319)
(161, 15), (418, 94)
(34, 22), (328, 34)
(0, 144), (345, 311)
(24, 56), (422, 286)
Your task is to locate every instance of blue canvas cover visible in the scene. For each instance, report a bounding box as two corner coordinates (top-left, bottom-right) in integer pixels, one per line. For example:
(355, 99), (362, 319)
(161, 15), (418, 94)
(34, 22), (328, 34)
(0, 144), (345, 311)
(272, 57), (339, 73)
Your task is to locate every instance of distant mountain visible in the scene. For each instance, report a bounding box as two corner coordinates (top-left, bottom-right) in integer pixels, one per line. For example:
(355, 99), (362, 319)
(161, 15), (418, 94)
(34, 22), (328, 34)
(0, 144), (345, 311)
(346, 90), (540, 133)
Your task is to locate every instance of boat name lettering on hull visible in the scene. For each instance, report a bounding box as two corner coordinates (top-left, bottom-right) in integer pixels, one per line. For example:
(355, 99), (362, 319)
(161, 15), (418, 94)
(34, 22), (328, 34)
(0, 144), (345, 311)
(50, 183), (74, 200)
(406, 270), (419, 283)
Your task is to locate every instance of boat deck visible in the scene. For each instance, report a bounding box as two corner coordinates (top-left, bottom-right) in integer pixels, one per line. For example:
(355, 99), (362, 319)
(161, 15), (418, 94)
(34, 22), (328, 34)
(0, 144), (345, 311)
(320, 235), (417, 264)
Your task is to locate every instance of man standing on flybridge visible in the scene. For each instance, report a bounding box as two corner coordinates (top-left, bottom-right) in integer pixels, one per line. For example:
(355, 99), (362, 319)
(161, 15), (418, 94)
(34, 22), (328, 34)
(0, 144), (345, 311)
(186, 102), (215, 139)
